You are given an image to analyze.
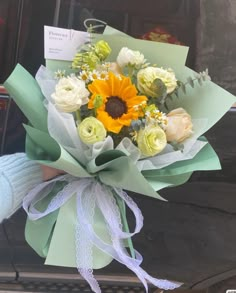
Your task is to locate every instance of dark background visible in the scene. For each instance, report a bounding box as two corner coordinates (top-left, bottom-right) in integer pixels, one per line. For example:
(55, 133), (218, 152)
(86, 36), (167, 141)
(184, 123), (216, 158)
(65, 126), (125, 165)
(0, 0), (200, 154)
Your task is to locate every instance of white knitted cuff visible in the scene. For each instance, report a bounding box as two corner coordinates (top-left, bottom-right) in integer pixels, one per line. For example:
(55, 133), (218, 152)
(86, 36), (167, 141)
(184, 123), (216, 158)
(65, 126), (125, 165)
(0, 153), (43, 221)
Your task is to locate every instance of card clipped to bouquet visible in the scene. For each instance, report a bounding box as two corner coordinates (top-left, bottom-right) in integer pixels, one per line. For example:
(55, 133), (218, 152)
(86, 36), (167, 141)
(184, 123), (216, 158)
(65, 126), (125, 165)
(4, 23), (236, 293)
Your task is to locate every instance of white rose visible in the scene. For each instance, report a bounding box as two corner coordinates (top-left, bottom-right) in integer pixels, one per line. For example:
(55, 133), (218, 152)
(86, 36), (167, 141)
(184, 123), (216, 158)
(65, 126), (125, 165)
(137, 66), (177, 97)
(165, 108), (193, 143)
(51, 76), (89, 112)
(117, 47), (145, 68)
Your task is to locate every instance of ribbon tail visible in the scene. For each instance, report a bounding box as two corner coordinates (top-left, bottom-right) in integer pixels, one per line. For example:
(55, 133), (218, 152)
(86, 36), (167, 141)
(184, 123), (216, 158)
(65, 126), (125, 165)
(96, 184), (182, 291)
(75, 223), (101, 293)
(112, 237), (181, 291)
(140, 268), (183, 290)
(76, 180), (182, 292)
(76, 180), (101, 293)
(113, 238), (149, 292)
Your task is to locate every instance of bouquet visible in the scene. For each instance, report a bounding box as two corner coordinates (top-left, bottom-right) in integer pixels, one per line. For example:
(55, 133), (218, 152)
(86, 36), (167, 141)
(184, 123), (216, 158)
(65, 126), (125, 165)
(4, 25), (236, 293)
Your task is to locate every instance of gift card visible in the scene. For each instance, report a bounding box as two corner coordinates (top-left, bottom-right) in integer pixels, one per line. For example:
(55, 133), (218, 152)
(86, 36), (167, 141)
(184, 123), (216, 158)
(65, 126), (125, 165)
(44, 26), (89, 61)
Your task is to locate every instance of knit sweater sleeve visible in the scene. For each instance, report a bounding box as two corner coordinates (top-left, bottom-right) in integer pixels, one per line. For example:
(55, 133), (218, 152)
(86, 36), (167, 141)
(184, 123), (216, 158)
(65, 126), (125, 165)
(0, 153), (43, 222)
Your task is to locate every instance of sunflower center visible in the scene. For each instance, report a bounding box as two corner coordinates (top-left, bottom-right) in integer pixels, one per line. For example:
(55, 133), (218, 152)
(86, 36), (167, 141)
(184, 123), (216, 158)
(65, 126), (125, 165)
(105, 96), (127, 119)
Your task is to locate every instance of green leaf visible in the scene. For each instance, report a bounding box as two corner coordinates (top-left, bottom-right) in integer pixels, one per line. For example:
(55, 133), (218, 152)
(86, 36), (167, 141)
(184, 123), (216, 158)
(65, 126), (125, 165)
(181, 83), (186, 94)
(187, 76), (194, 88)
(4, 64), (48, 133)
(197, 77), (203, 86)
(151, 78), (167, 99)
(168, 95), (173, 101)
(170, 141), (184, 152)
(164, 101), (169, 110)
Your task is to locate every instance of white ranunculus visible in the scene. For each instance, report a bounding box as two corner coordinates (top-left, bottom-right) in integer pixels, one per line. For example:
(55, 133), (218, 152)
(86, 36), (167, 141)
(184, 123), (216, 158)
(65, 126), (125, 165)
(117, 47), (145, 68)
(137, 66), (177, 97)
(51, 76), (89, 112)
(165, 108), (193, 143)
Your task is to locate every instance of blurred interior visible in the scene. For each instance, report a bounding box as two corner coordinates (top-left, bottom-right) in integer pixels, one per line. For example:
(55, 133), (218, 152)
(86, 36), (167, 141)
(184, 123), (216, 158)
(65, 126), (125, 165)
(0, 0), (200, 83)
(0, 0), (201, 154)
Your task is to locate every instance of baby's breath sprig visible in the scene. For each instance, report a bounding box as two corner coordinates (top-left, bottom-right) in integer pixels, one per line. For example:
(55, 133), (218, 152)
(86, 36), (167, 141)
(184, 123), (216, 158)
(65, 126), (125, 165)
(133, 100), (147, 117)
(54, 69), (66, 79)
(145, 109), (168, 129)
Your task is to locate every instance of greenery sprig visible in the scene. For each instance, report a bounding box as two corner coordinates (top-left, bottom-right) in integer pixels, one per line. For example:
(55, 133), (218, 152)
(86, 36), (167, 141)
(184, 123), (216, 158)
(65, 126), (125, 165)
(163, 69), (211, 110)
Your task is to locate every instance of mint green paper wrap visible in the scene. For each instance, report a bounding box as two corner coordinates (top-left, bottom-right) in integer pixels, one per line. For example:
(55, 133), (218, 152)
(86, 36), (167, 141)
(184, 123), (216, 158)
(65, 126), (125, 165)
(4, 33), (236, 271)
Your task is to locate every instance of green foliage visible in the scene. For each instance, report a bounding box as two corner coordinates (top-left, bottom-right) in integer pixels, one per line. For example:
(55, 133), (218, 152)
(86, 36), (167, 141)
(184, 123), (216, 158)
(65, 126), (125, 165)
(163, 69), (211, 110)
(130, 119), (145, 131)
(170, 141), (184, 152)
(148, 78), (168, 107)
(153, 78), (167, 99)
(179, 69), (211, 94)
(79, 104), (93, 121)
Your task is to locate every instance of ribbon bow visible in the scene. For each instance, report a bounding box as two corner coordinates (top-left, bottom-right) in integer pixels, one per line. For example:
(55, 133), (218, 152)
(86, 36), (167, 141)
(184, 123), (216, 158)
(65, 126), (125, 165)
(23, 174), (182, 292)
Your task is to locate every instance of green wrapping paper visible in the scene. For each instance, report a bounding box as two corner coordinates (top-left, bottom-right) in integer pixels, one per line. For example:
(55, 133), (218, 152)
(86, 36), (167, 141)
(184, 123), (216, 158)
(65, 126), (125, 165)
(4, 31), (236, 273)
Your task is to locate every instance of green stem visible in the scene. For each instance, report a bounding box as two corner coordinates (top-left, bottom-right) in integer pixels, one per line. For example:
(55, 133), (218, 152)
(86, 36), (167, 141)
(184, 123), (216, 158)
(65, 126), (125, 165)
(75, 110), (81, 124)
(115, 193), (135, 259)
(128, 65), (134, 80)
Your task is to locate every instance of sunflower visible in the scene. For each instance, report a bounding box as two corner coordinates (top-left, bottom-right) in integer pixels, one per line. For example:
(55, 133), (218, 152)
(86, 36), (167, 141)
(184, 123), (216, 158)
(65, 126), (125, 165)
(88, 72), (147, 133)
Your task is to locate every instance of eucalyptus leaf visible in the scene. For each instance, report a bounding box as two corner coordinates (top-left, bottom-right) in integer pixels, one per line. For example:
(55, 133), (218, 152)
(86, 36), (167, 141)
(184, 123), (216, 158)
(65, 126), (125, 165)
(187, 76), (195, 88)
(181, 83), (186, 94)
(197, 77), (203, 86)
(151, 78), (167, 99)
(164, 101), (169, 111)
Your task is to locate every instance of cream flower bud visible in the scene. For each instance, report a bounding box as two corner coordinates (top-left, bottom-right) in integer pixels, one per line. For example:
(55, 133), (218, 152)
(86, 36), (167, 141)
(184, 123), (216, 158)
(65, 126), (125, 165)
(51, 76), (89, 112)
(137, 66), (177, 97)
(117, 47), (145, 68)
(137, 124), (167, 157)
(78, 117), (107, 144)
(96, 62), (122, 75)
(165, 108), (193, 143)
(108, 62), (122, 75)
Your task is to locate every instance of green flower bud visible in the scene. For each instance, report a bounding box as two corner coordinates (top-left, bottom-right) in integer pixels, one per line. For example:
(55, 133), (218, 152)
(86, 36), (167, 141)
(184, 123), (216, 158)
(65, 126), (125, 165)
(72, 51), (100, 70)
(93, 94), (104, 110)
(94, 40), (111, 61)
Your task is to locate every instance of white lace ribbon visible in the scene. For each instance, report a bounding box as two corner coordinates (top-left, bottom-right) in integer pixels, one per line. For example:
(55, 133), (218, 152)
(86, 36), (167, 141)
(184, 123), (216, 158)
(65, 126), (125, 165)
(23, 176), (182, 292)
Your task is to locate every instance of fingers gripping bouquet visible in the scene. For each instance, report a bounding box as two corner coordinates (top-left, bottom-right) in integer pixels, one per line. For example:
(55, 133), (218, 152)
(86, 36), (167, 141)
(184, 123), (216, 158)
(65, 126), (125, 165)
(4, 26), (236, 292)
